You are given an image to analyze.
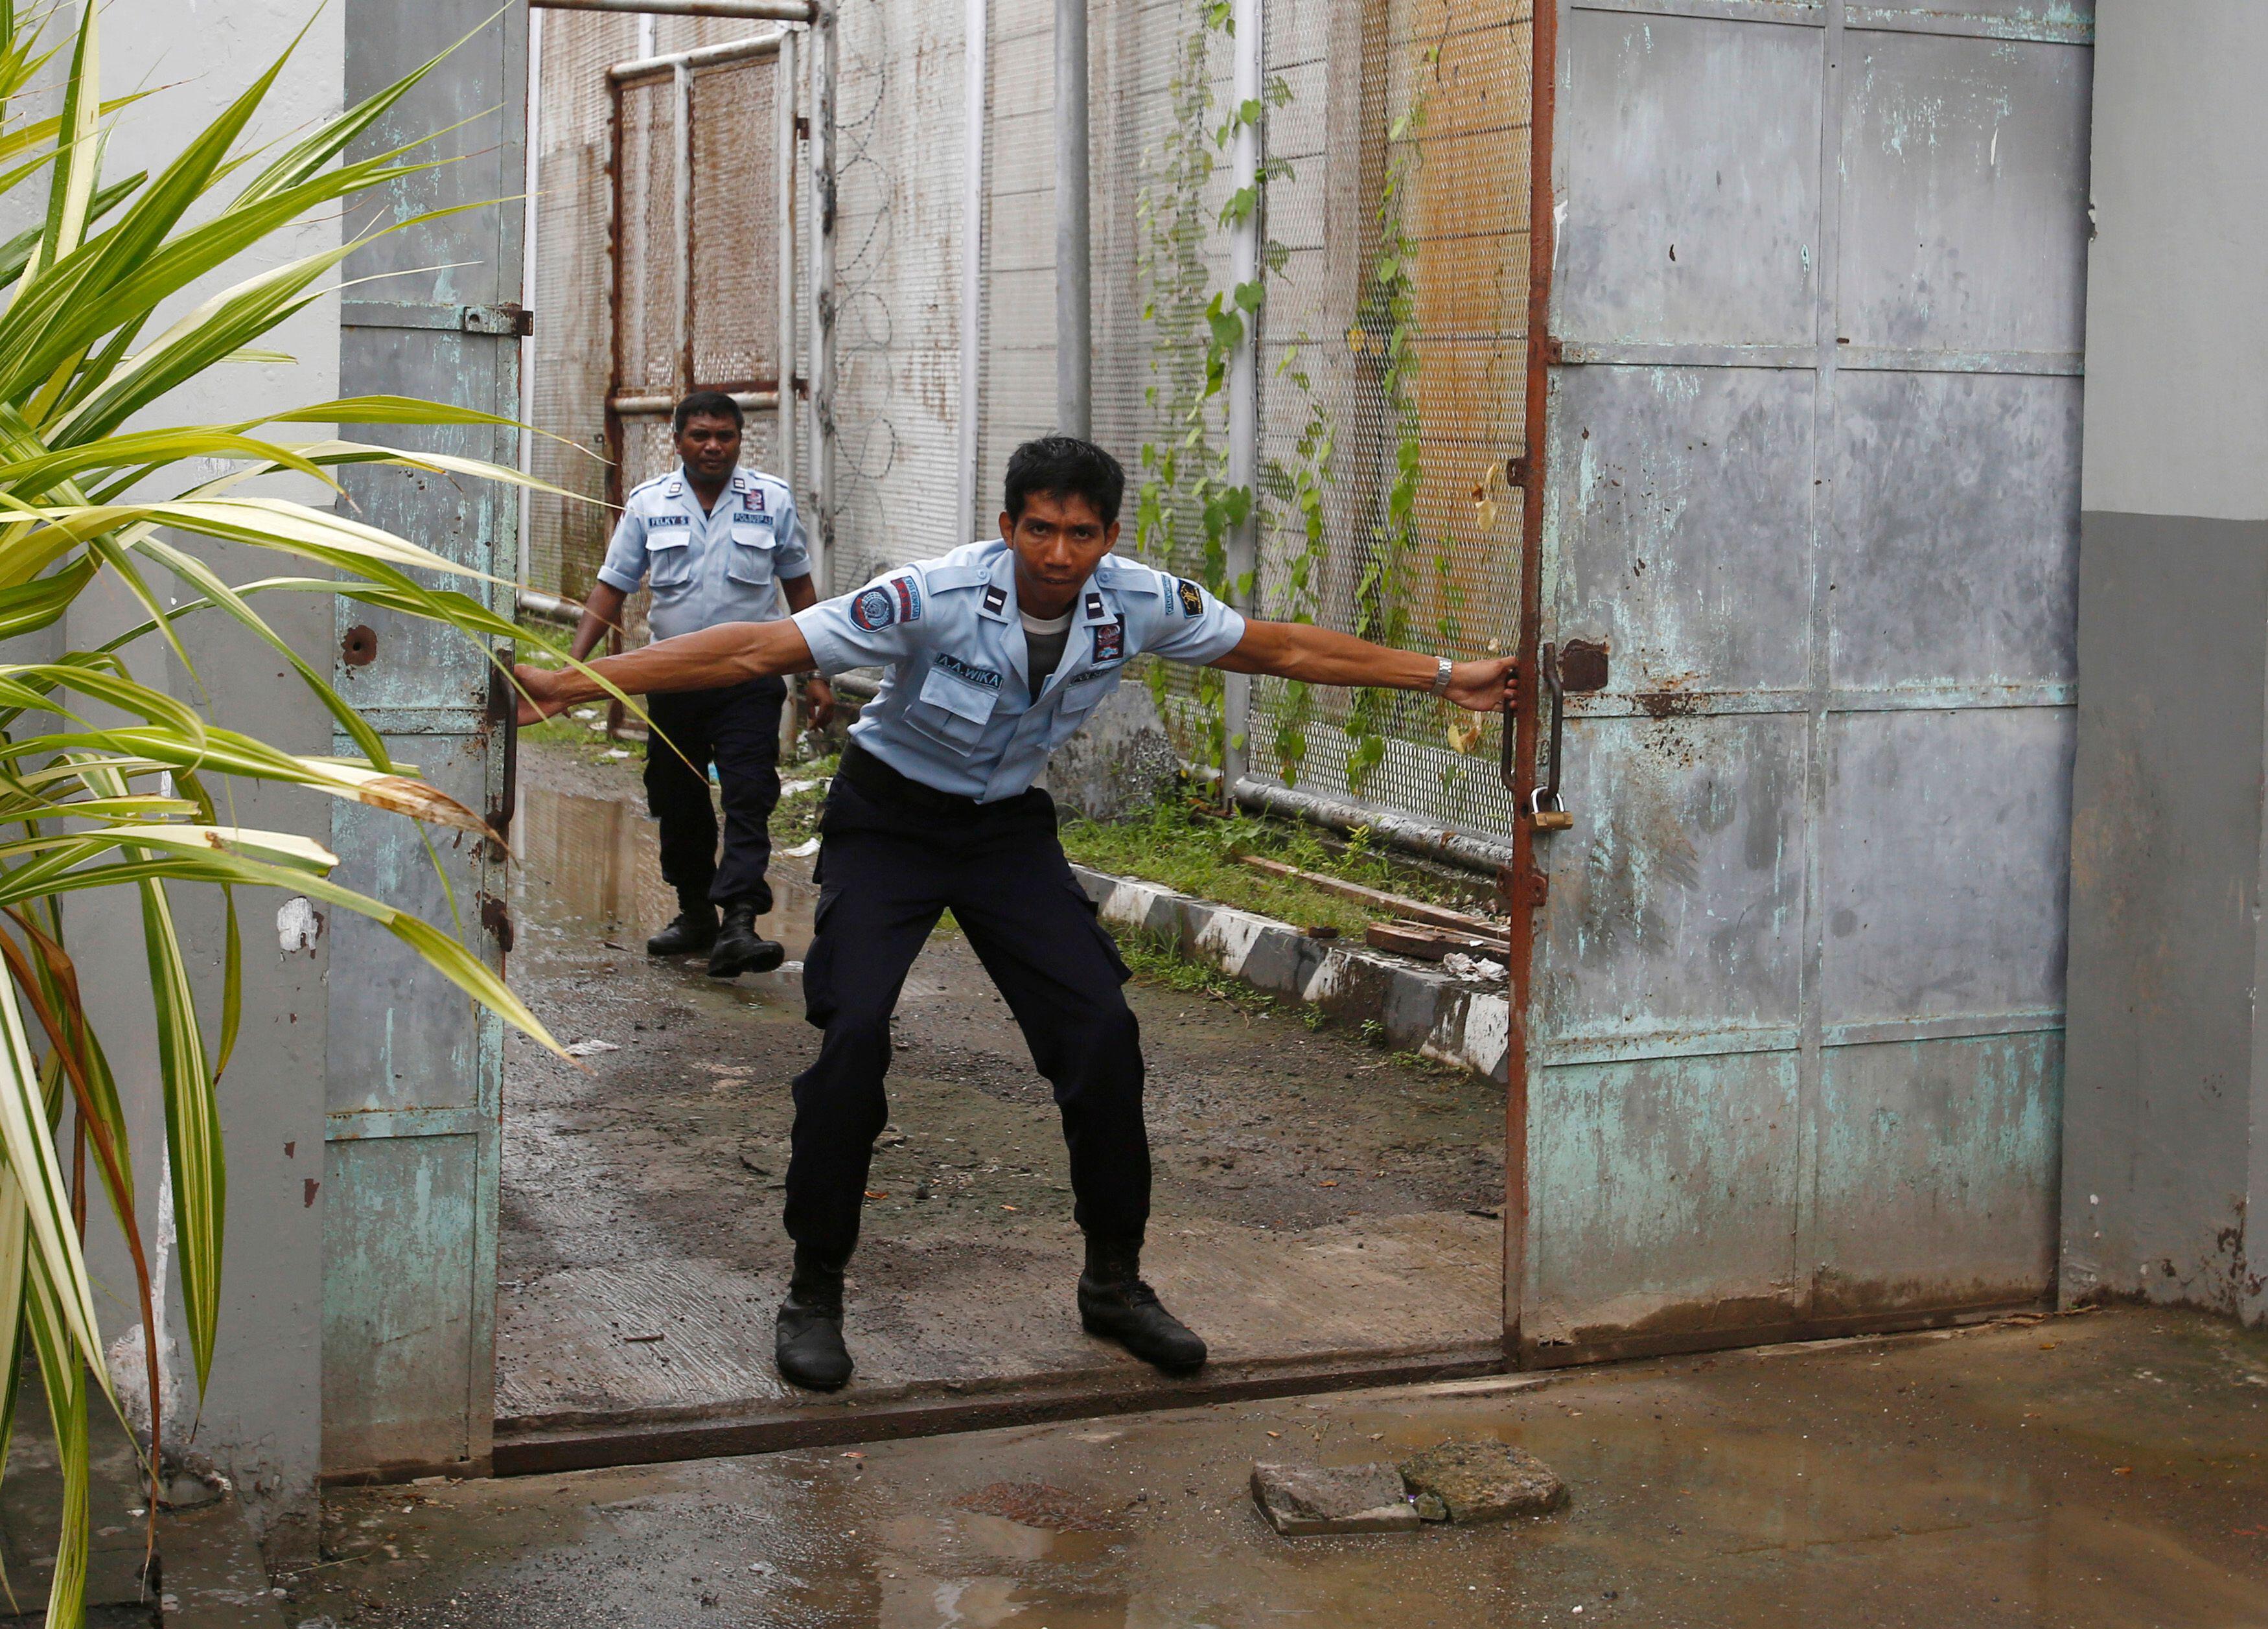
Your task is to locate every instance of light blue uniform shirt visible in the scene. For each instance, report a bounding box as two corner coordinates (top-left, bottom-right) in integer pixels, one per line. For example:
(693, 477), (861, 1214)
(794, 540), (1248, 803)
(596, 464), (812, 641)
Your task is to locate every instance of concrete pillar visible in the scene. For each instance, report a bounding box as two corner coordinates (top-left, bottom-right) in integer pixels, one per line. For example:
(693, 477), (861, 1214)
(2062, 1), (2268, 1326)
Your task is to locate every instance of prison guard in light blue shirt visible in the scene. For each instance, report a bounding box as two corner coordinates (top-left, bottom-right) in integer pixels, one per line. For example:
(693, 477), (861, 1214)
(794, 539), (1248, 803)
(596, 464), (813, 642)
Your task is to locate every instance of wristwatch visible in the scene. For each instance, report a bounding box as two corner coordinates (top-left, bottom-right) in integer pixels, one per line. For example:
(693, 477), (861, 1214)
(1427, 655), (1455, 697)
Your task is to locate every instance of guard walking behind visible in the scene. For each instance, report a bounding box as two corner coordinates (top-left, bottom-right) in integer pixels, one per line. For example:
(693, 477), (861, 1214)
(566, 391), (834, 977)
(516, 437), (1519, 1391)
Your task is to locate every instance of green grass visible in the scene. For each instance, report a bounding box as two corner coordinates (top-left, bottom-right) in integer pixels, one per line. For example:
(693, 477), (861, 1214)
(1058, 792), (1500, 941)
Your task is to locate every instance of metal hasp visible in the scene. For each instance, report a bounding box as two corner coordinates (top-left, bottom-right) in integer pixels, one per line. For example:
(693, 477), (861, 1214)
(323, 0), (527, 1481)
(1513, 0), (2094, 1367)
(1517, 645), (1572, 833)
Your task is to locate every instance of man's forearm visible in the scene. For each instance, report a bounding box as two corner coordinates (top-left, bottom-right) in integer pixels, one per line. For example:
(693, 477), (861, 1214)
(542, 619), (820, 707)
(568, 582), (630, 662)
(1214, 620), (1437, 689)
(1214, 618), (1518, 714)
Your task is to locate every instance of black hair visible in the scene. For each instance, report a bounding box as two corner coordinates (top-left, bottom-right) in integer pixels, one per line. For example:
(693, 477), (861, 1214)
(1003, 435), (1126, 527)
(672, 389), (745, 436)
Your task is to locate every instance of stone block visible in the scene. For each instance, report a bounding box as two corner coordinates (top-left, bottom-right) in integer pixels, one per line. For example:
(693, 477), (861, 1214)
(1396, 1440), (1568, 1524)
(1250, 1461), (1422, 1536)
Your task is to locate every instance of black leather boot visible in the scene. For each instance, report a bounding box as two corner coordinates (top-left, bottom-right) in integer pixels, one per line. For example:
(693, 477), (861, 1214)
(1077, 1237), (1207, 1373)
(645, 897), (717, 957)
(708, 901), (785, 978)
(775, 1248), (853, 1391)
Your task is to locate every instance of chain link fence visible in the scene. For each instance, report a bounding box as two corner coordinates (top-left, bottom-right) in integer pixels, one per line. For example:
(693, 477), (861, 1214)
(525, 0), (1535, 838)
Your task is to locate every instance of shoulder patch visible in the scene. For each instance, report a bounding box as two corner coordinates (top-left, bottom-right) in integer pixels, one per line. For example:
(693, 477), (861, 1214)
(850, 585), (896, 632)
(1177, 578), (1205, 618)
(850, 573), (923, 632)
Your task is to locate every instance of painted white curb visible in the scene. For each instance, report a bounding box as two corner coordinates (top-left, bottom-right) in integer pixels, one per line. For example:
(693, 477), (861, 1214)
(1070, 865), (1512, 1083)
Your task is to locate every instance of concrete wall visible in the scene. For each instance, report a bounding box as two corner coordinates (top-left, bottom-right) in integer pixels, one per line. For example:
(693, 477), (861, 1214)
(69, 2), (345, 1551)
(2063, 1), (2268, 1325)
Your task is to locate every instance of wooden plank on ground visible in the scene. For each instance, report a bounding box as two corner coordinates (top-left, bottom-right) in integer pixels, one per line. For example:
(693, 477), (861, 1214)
(1365, 920), (1509, 964)
(1238, 854), (1507, 940)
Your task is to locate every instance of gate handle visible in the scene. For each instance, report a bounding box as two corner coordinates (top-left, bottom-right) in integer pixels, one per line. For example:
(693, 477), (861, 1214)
(1510, 642), (1573, 832)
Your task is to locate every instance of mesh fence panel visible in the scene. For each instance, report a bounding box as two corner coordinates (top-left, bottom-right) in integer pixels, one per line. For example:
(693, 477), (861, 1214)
(1245, 0), (1535, 837)
(690, 62), (780, 391)
(527, 12), (637, 601)
(830, 0), (974, 594)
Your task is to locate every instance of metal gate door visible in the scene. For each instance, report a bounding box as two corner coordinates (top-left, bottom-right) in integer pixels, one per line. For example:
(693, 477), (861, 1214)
(1517, 0), (2092, 1361)
(607, 33), (798, 522)
(322, 2), (528, 1477)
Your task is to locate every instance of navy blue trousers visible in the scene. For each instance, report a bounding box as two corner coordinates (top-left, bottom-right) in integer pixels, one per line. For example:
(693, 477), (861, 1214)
(783, 770), (1148, 1264)
(643, 677), (786, 914)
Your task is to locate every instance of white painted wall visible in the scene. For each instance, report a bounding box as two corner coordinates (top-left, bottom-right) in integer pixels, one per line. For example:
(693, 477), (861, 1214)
(65, 0), (344, 1551)
(2079, 0), (2268, 522)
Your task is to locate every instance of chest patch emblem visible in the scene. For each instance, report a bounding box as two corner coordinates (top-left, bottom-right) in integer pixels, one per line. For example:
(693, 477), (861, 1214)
(1093, 620), (1126, 664)
(982, 583), (1008, 616)
(1176, 578), (1205, 618)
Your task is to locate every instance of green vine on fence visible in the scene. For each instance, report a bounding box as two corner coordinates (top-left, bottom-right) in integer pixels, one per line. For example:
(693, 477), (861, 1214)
(1131, 0), (1331, 782)
(1343, 49), (1442, 796)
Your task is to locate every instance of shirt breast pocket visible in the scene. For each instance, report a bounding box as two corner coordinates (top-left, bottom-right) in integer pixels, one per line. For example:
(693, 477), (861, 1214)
(645, 533), (693, 590)
(725, 520), (777, 587)
(1043, 672), (1116, 748)
(905, 664), (1000, 754)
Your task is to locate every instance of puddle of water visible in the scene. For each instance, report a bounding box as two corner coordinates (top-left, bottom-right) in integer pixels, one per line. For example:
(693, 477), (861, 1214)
(513, 783), (819, 958)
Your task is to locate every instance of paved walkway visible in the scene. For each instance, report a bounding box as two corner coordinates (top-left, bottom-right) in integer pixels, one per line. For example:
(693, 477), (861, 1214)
(289, 1304), (2268, 1627)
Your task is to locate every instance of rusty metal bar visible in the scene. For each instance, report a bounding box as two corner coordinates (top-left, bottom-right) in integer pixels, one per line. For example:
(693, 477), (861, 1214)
(776, 27), (799, 489)
(603, 67), (629, 740)
(811, 3), (838, 583)
(608, 30), (785, 81)
(517, 4), (546, 592)
(673, 60), (693, 396)
(534, 0), (816, 21)
(955, 0), (986, 543)
(611, 390), (781, 414)
(1503, 0), (1560, 1363)
(487, 1341), (1509, 1481)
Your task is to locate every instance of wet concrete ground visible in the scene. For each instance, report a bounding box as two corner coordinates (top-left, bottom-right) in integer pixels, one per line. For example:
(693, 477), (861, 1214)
(294, 1306), (2268, 1627)
(498, 746), (1505, 1430)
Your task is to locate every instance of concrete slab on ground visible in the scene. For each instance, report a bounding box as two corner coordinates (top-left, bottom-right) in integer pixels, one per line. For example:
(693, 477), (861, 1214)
(286, 1306), (2268, 1628)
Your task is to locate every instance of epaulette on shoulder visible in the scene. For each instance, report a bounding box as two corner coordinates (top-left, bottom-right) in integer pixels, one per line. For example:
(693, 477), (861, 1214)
(1093, 555), (1166, 594)
(923, 561), (991, 592)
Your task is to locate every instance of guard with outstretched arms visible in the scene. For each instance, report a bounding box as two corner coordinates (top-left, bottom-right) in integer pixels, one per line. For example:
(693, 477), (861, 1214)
(515, 436), (1519, 1392)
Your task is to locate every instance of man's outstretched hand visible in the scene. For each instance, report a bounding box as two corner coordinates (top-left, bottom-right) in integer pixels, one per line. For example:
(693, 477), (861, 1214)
(1443, 655), (1522, 714)
(513, 664), (572, 726)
